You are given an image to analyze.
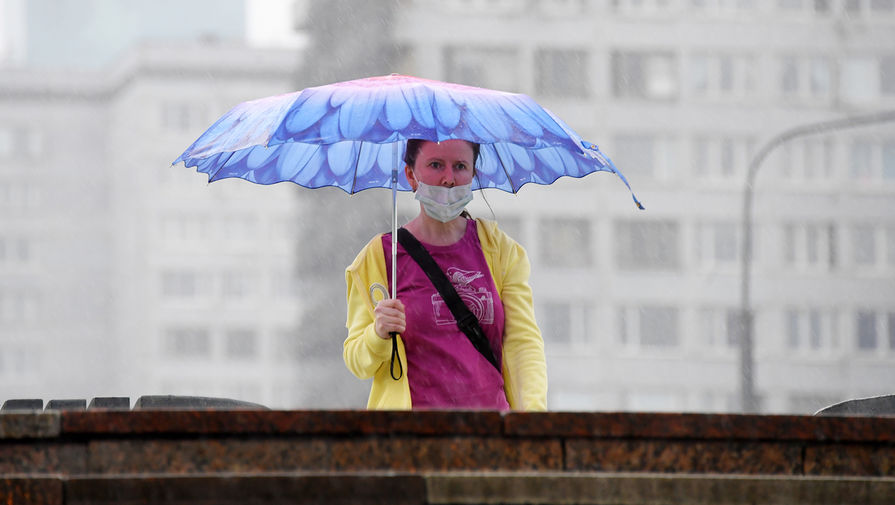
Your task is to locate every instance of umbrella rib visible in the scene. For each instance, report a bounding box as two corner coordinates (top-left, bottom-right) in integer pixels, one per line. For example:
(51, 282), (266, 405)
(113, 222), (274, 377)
(350, 141), (363, 194)
(495, 145), (517, 193)
(207, 150), (238, 183)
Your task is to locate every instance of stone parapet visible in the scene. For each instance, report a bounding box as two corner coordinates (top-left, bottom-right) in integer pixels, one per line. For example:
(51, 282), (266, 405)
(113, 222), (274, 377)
(1, 410), (893, 503)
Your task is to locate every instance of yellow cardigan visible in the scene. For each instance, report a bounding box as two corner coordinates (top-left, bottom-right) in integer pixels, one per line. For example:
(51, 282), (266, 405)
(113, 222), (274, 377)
(343, 218), (548, 411)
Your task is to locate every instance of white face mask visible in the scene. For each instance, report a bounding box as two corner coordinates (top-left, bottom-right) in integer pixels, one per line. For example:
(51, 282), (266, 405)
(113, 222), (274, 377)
(414, 181), (474, 223)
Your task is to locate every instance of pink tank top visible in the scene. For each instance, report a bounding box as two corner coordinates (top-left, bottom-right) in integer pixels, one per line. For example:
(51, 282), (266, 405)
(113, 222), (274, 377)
(383, 219), (509, 410)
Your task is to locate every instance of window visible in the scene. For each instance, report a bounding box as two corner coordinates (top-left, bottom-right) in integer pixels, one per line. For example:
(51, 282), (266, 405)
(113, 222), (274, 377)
(852, 225), (876, 266)
(442, 0), (521, 13)
(846, 0), (895, 15)
(690, 0), (756, 14)
(539, 300), (593, 346)
(780, 56), (832, 102)
(613, 0), (677, 14)
(849, 138), (895, 182)
(692, 135), (754, 180)
(698, 308), (742, 350)
(225, 329), (257, 359)
(539, 217), (592, 267)
(613, 134), (677, 181)
(221, 270), (253, 300)
(0, 181), (42, 211)
(850, 224), (895, 269)
(854, 310), (895, 353)
(612, 51), (678, 100)
(779, 137), (834, 182)
(0, 126), (43, 160)
(784, 308), (838, 352)
(694, 222), (744, 268)
(0, 236), (33, 266)
(535, 49), (589, 98)
(615, 220), (681, 270)
(777, 0), (831, 13)
(782, 222), (836, 270)
(160, 270), (210, 298)
(619, 306), (680, 348)
(0, 289), (40, 322)
(882, 55), (895, 95)
(688, 54), (755, 100)
(444, 46), (520, 92)
(163, 327), (211, 358)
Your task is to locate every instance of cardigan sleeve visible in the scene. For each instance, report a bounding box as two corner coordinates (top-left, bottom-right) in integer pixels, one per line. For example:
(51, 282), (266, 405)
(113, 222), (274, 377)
(485, 221), (548, 411)
(343, 236), (393, 379)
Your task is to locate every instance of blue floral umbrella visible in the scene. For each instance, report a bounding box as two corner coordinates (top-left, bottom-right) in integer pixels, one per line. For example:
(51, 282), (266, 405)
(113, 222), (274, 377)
(174, 74), (642, 298)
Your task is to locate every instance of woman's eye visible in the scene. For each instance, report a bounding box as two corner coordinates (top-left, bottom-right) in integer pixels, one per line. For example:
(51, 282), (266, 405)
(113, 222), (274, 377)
(455, 163), (467, 171)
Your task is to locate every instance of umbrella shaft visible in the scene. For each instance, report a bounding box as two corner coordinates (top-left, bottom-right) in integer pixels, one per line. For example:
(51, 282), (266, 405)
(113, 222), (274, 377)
(391, 144), (399, 300)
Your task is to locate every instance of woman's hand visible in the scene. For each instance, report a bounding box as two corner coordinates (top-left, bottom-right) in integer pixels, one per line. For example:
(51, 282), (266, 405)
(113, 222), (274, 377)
(374, 298), (406, 339)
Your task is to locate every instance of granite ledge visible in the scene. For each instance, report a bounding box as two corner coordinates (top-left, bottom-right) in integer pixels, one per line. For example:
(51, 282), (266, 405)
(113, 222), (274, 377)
(4, 410), (893, 447)
(503, 411), (895, 443)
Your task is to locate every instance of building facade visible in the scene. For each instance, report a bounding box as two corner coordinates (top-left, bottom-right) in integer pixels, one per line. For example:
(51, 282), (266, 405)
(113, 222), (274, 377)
(0, 41), (308, 407)
(393, 0), (895, 413)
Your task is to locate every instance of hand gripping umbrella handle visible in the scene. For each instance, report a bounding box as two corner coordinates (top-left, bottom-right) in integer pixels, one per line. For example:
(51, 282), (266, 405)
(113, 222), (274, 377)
(369, 283), (403, 381)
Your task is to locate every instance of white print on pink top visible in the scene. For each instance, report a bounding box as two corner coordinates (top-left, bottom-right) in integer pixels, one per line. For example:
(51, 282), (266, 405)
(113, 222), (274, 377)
(430, 267), (495, 326)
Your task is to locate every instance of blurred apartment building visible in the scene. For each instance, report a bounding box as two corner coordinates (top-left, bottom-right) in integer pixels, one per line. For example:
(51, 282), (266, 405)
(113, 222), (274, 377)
(0, 0), (311, 408)
(1, 0), (893, 413)
(393, 0), (895, 413)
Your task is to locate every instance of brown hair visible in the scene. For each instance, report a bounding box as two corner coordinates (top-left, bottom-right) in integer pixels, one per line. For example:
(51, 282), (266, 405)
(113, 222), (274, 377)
(403, 139), (480, 171)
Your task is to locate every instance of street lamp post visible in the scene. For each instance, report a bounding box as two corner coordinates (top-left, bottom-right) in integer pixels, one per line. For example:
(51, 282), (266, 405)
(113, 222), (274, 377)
(739, 110), (895, 413)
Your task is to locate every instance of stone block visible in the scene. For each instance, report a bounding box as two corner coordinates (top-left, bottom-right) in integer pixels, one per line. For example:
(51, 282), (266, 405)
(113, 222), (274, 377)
(45, 399), (86, 411)
(65, 473), (427, 505)
(565, 439), (802, 475)
(0, 477), (63, 505)
(425, 472), (895, 505)
(0, 441), (85, 474)
(1, 399), (43, 411)
(134, 395), (267, 410)
(88, 397), (131, 410)
(805, 443), (895, 477)
(85, 438), (332, 474)
(0, 412), (60, 439)
(329, 436), (563, 472)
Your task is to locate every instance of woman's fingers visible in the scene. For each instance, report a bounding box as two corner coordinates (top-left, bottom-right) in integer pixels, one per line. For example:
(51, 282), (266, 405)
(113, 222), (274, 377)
(374, 299), (406, 339)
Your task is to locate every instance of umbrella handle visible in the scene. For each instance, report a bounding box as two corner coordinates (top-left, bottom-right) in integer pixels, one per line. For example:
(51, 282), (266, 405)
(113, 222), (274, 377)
(389, 332), (403, 380)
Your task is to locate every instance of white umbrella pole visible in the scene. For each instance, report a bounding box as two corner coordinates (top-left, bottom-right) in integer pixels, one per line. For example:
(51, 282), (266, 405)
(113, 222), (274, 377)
(390, 142), (399, 300)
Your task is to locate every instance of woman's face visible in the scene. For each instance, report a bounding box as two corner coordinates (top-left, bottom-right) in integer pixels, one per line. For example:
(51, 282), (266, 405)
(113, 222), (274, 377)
(405, 140), (475, 190)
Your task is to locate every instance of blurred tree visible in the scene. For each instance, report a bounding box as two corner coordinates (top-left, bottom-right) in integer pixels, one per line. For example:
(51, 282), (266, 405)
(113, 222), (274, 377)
(290, 0), (402, 408)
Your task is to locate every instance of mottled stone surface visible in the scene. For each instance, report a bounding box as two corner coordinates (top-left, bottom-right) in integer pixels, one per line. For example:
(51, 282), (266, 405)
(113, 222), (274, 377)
(60, 409), (503, 437)
(86, 438), (332, 474)
(565, 439), (803, 475)
(0, 476), (63, 505)
(329, 436), (563, 472)
(425, 472), (895, 505)
(805, 443), (895, 477)
(0, 441), (85, 475)
(65, 473), (427, 505)
(0, 412), (60, 439)
(1, 409), (893, 486)
(504, 411), (895, 443)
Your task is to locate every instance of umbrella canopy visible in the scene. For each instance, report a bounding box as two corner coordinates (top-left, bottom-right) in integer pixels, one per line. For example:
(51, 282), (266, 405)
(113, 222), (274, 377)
(174, 74), (642, 207)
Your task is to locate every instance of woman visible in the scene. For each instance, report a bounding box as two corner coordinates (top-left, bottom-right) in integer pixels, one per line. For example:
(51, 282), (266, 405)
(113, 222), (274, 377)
(343, 139), (547, 411)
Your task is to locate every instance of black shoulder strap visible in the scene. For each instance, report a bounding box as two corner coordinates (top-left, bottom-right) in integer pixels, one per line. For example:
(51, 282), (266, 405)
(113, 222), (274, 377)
(396, 227), (500, 372)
